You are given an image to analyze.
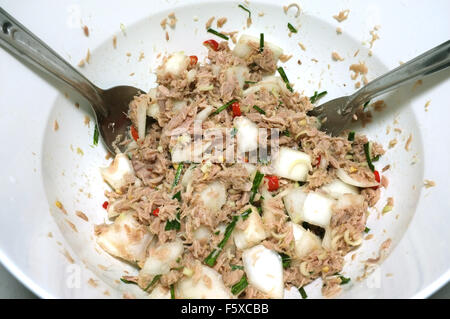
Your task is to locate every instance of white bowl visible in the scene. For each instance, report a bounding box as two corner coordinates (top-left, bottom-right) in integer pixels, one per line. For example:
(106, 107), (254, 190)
(0, 0), (449, 298)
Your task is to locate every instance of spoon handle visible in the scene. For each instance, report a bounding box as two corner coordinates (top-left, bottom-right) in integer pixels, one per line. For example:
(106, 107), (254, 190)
(0, 7), (107, 116)
(350, 40), (450, 107)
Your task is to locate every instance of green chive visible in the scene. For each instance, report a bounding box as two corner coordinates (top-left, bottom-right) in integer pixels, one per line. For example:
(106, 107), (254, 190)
(241, 208), (252, 220)
(172, 163), (183, 189)
(93, 124), (99, 146)
(348, 131), (355, 141)
(279, 253), (291, 269)
(287, 23), (298, 33)
(207, 28), (229, 40)
(310, 91), (328, 103)
(299, 287), (308, 299)
(245, 80), (257, 84)
(256, 206), (263, 216)
(144, 274), (161, 292)
(277, 67), (293, 92)
(259, 33), (264, 53)
(212, 99), (238, 115)
(372, 155), (381, 162)
(364, 227), (370, 233)
(339, 275), (351, 285)
(172, 191), (182, 202)
(249, 171), (264, 203)
(231, 275), (248, 295)
(230, 127), (238, 137)
(120, 277), (137, 285)
(363, 100), (371, 110)
(170, 284), (175, 299)
(230, 264), (244, 271)
(204, 215), (238, 266)
(364, 142), (375, 171)
(214, 230), (220, 235)
(282, 130), (290, 137)
(165, 212), (181, 231)
(238, 4), (251, 18)
(252, 105), (266, 114)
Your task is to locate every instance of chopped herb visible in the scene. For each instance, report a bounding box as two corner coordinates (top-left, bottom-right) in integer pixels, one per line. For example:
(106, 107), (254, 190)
(144, 274), (161, 292)
(259, 33), (264, 53)
(282, 130), (290, 137)
(230, 127), (238, 137)
(93, 124), (99, 146)
(339, 275), (351, 285)
(364, 227), (370, 233)
(212, 99), (238, 115)
(310, 91), (328, 103)
(120, 277), (137, 285)
(170, 284), (175, 299)
(372, 155), (381, 162)
(172, 163), (183, 189)
(364, 142), (375, 171)
(231, 275), (248, 295)
(207, 28), (229, 40)
(299, 287), (308, 299)
(249, 171), (264, 203)
(252, 105), (266, 114)
(363, 100), (371, 110)
(279, 253), (291, 269)
(245, 80), (257, 84)
(172, 191), (182, 202)
(204, 209), (250, 266)
(241, 208), (252, 220)
(165, 212), (181, 231)
(348, 131), (355, 141)
(214, 230), (220, 235)
(277, 67), (293, 92)
(256, 206), (263, 216)
(230, 264), (244, 271)
(238, 4), (251, 18)
(298, 181), (306, 186)
(287, 23), (298, 33)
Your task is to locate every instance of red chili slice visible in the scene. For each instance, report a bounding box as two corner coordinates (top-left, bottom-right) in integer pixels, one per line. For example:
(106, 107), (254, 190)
(232, 102), (241, 117)
(102, 201), (109, 209)
(265, 175), (279, 191)
(315, 155), (322, 167)
(189, 55), (198, 65)
(372, 170), (381, 190)
(152, 208), (160, 217)
(203, 39), (219, 51)
(130, 125), (139, 141)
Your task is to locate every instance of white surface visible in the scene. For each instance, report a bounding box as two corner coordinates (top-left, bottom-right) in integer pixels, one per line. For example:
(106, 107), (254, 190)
(0, 0), (449, 299)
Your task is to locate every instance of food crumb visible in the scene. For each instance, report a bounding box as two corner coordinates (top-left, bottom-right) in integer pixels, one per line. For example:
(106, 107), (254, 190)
(333, 9), (350, 22)
(298, 42), (306, 51)
(279, 54), (293, 62)
(258, 12), (265, 17)
(129, 72), (135, 76)
(104, 290), (111, 296)
(47, 232), (53, 238)
(168, 12), (177, 28)
(84, 115), (90, 127)
(369, 26), (380, 48)
(105, 152), (113, 160)
(355, 82), (361, 89)
(349, 61), (368, 80)
(63, 249), (75, 264)
(54, 120), (59, 131)
(76, 210), (89, 222)
(165, 31), (169, 41)
(138, 52), (145, 61)
(82, 25), (89, 37)
(283, 3), (301, 17)
(365, 234), (374, 240)
(217, 17), (227, 28)
(205, 16), (215, 29)
(126, 52), (131, 57)
(424, 180), (436, 188)
(112, 36), (117, 49)
(382, 164), (391, 172)
(75, 102), (80, 108)
(353, 49), (360, 57)
(388, 139), (397, 149)
(336, 27), (342, 34)
(120, 23), (126, 36)
(76, 147), (84, 156)
(85, 49), (91, 64)
(247, 17), (252, 27)
(78, 59), (85, 67)
(405, 134), (412, 151)
(331, 51), (344, 61)
(65, 219), (78, 232)
(394, 128), (402, 134)
(425, 100), (431, 112)
(88, 278), (98, 287)
(412, 80), (422, 90)
(373, 100), (386, 112)
(55, 201), (67, 215)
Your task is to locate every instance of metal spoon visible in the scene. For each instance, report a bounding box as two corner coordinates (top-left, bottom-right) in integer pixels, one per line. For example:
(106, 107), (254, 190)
(0, 8), (143, 155)
(308, 40), (450, 136)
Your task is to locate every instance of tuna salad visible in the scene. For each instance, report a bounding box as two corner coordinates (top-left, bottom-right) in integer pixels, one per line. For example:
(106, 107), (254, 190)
(95, 33), (385, 299)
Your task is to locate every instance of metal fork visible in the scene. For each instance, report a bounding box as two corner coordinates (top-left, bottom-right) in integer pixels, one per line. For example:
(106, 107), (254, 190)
(308, 40), (450, 136)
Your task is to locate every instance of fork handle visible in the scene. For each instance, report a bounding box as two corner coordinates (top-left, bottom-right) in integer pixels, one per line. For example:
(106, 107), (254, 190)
(0, 7), (107, 116)
(349, 40), (450, 109)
